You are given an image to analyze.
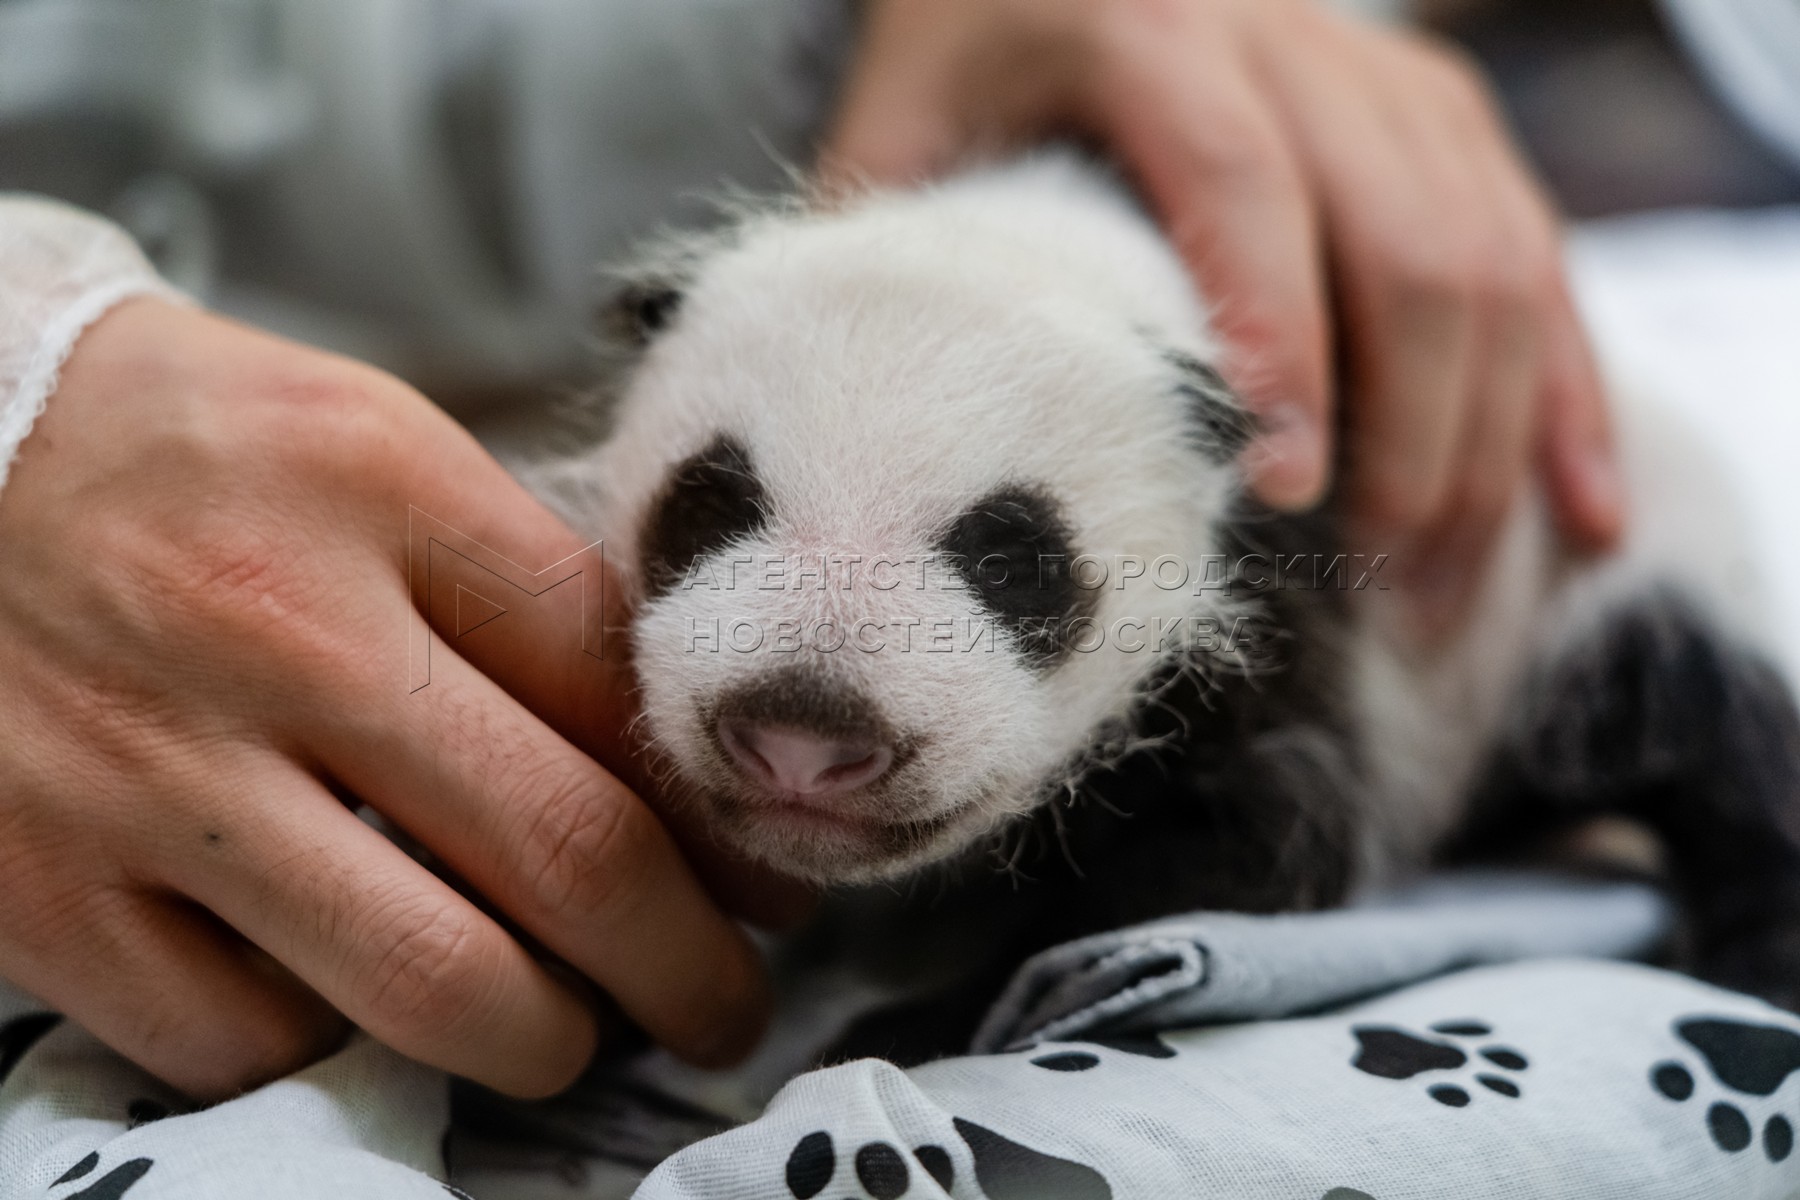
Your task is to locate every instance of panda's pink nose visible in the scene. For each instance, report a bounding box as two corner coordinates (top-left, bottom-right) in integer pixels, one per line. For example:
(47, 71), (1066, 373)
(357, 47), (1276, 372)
(717, 719), (893, 797)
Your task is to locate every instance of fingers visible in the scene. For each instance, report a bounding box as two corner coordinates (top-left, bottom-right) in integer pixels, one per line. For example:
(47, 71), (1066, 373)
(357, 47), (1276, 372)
(384, 419), (814, 926)
(1381, 37), (1623, 566)
(828, 0), (1339, 510)
(1253, 19), (1482, 533)
(1246, 14), (1612, 611)
(821, 0), (971, 187)
(390, 429), (640, 766)
(157, 764), (602, 1099)
(1092, 34), (1333, 509)
(1, 884), (347, 1103)
(824, 0), (1622, 569)
(1393, 91), (1555, 616)
(1343, 34), (1541, 607)
(310, 643), (771, 1069)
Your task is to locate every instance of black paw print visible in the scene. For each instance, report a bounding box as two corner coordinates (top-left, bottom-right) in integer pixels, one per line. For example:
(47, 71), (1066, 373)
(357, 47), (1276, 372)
(50, 1154), (154, 1199)
(1350, 1019), (1528, 1107)
(1648, 1014), (1800, 1162)
(785, 1131), (954, 1199)
(782, 1118), (1112, 1199)
(1025, 1033), (1177, 1073)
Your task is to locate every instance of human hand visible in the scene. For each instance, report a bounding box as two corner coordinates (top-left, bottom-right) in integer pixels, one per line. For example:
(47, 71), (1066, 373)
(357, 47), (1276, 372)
(0, 299), (771, 1101)
(826, 0), (1624, 598)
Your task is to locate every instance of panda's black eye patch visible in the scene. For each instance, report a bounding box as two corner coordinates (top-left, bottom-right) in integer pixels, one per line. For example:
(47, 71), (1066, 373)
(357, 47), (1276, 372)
(641, 435), (766, 597)
(1162, 348), (1253, 464)
(604, 282), (684, 345)
(939, 485), (1093, 669)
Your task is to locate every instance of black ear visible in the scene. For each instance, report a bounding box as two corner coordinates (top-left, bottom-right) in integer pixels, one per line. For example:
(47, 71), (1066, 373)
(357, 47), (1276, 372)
(603, 282), (684, 346)
(1162, 349), (1254, 464)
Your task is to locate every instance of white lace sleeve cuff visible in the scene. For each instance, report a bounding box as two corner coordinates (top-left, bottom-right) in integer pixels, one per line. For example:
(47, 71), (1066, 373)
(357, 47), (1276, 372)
(0, 195), (187, 496)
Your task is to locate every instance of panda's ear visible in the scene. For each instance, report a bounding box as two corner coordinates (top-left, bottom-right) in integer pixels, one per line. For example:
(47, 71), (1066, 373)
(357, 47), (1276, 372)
(1161, 348), (1255, 465)
(600, 280), (684, 346)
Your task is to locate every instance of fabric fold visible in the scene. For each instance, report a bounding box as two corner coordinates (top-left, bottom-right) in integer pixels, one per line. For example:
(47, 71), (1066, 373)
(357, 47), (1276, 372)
(971, 873), (1671, 1053)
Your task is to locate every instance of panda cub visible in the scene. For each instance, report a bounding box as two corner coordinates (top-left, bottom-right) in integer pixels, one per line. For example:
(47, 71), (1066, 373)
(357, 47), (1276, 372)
(528, 153), (1800, 1035)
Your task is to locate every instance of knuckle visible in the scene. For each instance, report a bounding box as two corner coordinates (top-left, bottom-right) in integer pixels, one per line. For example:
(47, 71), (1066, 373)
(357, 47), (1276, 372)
(251, 363), (412, 481)
(1459, 247), (1539, 329)
(1354, 463), (1440, 531)
(517, 770), (645, 921)
(1183, 115), (1285, 190)
(258, 359), (397, 426)
(1455, 457), (1528, 527)
(352, 898), (497, 1041)
(1379, 241), (1473, 317)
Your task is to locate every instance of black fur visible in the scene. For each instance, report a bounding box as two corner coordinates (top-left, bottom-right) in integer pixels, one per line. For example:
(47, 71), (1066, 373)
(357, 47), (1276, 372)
(1162, 349), (1255, 464)
(1448, 592), (1800, 1010)
(1041, 499), (1359, 926)
(825, 500), (1362, 1064)
(938, 486), (1093, 669)
(604, 282), (684, 345)
(640, 435), (767, 598)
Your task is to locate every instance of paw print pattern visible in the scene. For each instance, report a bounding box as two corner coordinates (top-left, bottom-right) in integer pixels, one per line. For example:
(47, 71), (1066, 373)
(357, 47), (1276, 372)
(50, 1156), (154, 1199)
(1350, 1019), (1528, 1107)
(1025, 1033), (1176, 1074)
(782, 1119), (1112, 1199)
(785, 1130), (953, 1199)
(1649, 1015), (1800, 1161)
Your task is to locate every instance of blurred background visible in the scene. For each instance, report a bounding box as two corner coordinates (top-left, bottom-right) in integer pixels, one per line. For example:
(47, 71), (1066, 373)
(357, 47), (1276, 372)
(1423, 0), (1800, 215)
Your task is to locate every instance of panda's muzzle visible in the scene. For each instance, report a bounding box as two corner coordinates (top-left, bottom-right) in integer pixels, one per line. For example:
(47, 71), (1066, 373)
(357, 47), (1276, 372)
(708, 671), (910, 804)
(718, 719), (892, 799)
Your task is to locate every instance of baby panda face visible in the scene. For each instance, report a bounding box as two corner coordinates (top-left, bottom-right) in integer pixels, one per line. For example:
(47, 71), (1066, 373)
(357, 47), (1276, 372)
(568, 163), (1251, 884)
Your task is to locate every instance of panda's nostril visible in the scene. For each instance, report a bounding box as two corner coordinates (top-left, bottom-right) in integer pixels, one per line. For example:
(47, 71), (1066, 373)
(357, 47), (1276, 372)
(717, 718), (893, 797)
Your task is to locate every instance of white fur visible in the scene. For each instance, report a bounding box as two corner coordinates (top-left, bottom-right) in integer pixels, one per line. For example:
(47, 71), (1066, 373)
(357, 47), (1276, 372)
(526, 153), (1761, 890)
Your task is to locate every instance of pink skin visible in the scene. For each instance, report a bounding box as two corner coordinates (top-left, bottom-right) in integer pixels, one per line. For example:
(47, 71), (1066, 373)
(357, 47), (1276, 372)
(718, 719), (896, 801)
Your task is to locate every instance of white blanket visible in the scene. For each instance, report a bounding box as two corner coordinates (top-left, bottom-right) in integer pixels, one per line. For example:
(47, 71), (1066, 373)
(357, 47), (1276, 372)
(11, 876), (1800, 1200)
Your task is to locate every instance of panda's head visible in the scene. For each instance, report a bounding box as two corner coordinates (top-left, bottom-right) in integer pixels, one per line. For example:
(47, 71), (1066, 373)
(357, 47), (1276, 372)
(560, 160), (1255, 885)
